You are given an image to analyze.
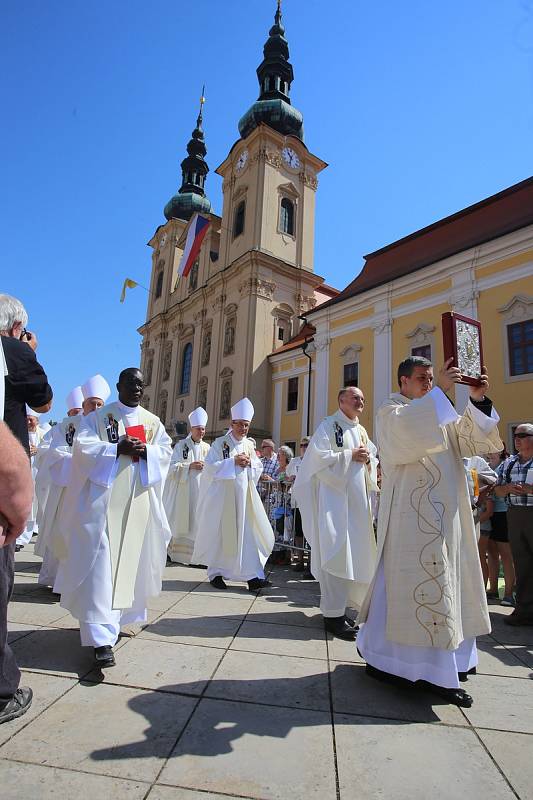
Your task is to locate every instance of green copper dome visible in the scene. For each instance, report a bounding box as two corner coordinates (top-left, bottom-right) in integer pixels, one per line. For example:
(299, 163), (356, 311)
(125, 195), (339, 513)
(164, 191), (211, 222)
(239, 98), (304, 141)
(238, 1), (304, 142)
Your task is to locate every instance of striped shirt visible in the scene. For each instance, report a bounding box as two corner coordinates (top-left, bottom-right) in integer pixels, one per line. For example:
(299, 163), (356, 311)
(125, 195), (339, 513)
(497, 455), (533, 508)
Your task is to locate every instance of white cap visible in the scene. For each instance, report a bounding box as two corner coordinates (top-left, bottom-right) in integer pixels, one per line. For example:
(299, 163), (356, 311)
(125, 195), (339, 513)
(25, 405), (40, 418)
(188, 407), (208, 427)
(231, 397), (254, 422)
(82, 374), (111, 403)
(66, 386), (84, 411)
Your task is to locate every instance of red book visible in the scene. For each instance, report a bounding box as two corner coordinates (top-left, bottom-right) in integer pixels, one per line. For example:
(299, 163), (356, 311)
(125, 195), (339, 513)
(126, 425), (146, 462)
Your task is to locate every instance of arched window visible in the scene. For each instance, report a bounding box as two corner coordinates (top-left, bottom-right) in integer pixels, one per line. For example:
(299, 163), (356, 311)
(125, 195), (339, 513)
(155, 271), (164, 298)
(233, 201), (245, 238)
(189, 260), (199, 292)
(179, 343), (193, 394)
(279, 198), (294, 235)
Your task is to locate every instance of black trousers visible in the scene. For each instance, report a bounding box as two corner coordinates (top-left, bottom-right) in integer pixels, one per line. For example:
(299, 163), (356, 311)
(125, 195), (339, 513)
(0, 543), (20, 709)
(507, 507), (533, 617)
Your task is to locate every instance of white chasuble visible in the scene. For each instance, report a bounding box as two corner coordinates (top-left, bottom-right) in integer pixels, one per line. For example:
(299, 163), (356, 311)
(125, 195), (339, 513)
(358, 387), (503, 651)
(17, 425), (50, 546)
(164, 435), (210, 564)
(294, 410), (378, 608)
(192, 433), (275, 581)
(56, 401), (171, 617)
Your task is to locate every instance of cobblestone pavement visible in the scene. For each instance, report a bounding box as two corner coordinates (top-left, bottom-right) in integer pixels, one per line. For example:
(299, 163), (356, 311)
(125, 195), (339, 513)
(1, 542), (532, 799)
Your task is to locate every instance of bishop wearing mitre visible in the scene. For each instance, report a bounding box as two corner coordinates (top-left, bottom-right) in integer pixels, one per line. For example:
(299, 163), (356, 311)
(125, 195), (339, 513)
(56, 367), (171, 668)
(192, 397), (274, 592)
(164, 406), (210, 564)
(293, 386), (378, 640)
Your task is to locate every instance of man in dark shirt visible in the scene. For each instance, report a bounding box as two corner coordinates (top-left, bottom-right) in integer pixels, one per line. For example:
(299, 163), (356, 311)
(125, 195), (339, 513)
(0, 293), (53, 725)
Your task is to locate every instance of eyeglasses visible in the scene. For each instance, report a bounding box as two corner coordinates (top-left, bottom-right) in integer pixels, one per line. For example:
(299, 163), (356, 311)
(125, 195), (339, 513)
(514, 432), (533, 439)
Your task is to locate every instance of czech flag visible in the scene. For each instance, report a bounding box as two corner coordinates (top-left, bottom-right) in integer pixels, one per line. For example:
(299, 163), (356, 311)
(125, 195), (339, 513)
(177, 213), (210, 279)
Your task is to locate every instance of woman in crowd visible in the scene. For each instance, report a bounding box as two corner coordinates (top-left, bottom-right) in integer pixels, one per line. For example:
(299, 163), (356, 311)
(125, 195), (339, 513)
(486, 449), (516, 607)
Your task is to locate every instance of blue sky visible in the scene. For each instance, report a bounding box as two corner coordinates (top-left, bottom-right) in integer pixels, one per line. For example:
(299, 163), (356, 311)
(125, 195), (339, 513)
(2, 0), (532, 421)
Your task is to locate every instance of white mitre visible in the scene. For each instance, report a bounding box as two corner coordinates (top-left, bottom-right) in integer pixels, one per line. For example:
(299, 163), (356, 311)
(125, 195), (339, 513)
(82, 374), (111, 403)
(189, 406), (208, 428)
(231, 397), (254, 422)
(66, 385), (84, 411)
(25, 404), (40, 418)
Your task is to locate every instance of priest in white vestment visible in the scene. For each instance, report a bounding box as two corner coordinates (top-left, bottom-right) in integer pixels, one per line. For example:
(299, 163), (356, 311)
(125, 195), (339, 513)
(294, 386), (378, 640)
(357, 356), (503, 708)
(16, 408), (49, 549)
(81, 373), (110, 415)
(192, 397), (274, 591)
(164, 406), (210, 564)
(35, 384), (102, 589)
(56, 368), (171, 668)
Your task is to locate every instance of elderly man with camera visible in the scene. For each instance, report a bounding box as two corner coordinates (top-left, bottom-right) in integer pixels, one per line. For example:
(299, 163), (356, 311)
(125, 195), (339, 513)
(0, 293), (53, 725)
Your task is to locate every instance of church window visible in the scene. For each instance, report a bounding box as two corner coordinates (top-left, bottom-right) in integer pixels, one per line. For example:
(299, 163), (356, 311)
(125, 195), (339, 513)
(278, 326), (285, 342)
(224, 317), (236, 356)
(233, 201), (245, 238)
(155, 271), (164, 299)
(268, 75), (275, 91)
(279, 198), (294, 236)
(189, 260), (199, 292)
(179, 342), (193, 394)
(202, 329), (211, 366)
(220, 379), (232, 419)
(287, 376), (299, 412)
(343, 362), (359, 388)
(508, 319), (533, 376)
(411, 344), (432, 361)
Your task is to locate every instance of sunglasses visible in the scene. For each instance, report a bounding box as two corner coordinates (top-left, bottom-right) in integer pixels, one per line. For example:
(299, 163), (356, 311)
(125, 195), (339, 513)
(514, 432), (533, 439)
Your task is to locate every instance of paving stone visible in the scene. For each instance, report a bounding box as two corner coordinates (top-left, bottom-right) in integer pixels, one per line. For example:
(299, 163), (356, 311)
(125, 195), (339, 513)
(146, 590), (188, 612)
(475, 636), (532, 678)
(190, 582), (257, 601)
(208, 649), (330, 711)
(148, 787), (239, 800)
(335, 714), (517, 799)
(0, 760), (149, 799)
(159, 698), (336, 800)
(7, 621), (42, 644)
(327, 633), (365, 664)
(162, 565), (208, 583)
(138, 613), (242, 649)
(0, 682), (196, 782)
(10, 625), (95, 678)
(246, 597), (324, 628)
(0, 672), (77, 747)
(86, 636), (224, 694)
(477, 729), (533, 800)
(462, 673), (533, 733)
(169, 593), (254, 619)
(330, 662), (467, 725)
(230, 620), (328, 660)
(6, 598), (69, 626)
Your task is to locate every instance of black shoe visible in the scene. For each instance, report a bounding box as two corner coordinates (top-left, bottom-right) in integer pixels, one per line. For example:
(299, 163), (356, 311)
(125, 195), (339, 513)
(247, 578), (272, 592)
(458, 666), (477, 682)
(0, 687), (33, 725)
(418, 681), (473, 707)
(344, 616), (358, 630)
(94, 645), (115, 668)
(324, 616), (357, 641)
(14, 545), (24, 552)
(210, 576), (227, 590)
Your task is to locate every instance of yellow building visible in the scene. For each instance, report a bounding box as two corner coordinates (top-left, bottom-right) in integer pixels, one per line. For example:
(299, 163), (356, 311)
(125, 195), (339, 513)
(270, 177), (533, 450)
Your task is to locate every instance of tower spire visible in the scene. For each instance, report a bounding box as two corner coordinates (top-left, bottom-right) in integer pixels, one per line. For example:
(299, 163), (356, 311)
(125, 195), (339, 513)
(238, 2), (304, 141)
(164, 89), (212, 222)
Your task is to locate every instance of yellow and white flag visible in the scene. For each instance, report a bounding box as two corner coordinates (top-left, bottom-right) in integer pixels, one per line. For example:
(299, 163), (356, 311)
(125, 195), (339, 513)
(120, 278), (138, 303)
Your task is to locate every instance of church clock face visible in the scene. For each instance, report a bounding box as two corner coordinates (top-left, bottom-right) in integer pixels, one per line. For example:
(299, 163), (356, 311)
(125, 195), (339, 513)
(282, 146), (300, 169)
(235, 149), (249, 172)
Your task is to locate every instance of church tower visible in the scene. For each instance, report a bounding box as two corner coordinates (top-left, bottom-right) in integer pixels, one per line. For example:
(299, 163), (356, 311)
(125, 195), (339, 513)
(139, 3), (331, 440)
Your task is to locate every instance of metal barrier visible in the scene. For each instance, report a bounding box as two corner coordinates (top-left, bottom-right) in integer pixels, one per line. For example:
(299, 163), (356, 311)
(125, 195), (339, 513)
(259, 478), (311, 554)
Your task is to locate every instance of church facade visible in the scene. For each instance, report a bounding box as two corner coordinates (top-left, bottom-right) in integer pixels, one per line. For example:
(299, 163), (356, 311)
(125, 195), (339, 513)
(138, 3), (337, 440)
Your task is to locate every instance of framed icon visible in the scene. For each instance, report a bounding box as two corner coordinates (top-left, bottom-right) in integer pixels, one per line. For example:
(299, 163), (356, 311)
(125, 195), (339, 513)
(442, 312), (484, 387)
